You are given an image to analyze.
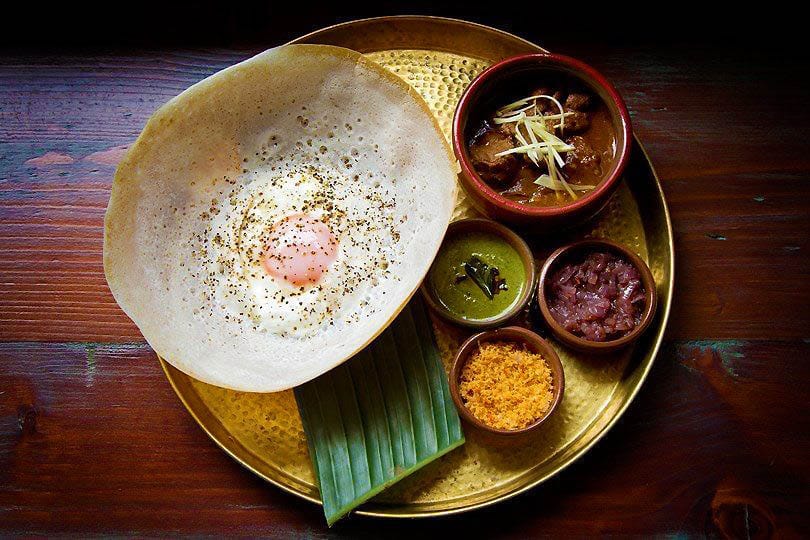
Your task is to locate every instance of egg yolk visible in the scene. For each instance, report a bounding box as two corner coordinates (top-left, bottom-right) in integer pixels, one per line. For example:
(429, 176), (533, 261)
(262, 214), (338, 286)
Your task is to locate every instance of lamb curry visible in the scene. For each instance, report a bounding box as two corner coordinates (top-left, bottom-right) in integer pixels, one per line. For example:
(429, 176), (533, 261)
(467, 76), (617, 207)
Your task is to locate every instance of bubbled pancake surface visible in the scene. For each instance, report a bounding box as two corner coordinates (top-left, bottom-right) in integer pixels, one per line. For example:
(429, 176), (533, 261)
(104, 45), (458, 392)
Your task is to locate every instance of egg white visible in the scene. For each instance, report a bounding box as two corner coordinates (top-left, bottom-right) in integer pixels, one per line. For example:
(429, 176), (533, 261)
(204, 162), (397, 338)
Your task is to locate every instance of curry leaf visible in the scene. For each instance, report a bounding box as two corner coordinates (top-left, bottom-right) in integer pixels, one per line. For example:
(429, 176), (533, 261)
(463, 256), (507, 299)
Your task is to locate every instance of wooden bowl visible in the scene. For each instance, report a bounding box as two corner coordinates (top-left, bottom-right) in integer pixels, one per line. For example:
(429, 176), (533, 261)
(452, 53), (632, 228)
(421, 218), (536, 329)
(449, 326), (565, 446)
(537, 239), (657, 353)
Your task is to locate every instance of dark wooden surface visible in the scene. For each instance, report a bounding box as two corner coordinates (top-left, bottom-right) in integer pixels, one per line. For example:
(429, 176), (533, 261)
(2, 24), (809, 538)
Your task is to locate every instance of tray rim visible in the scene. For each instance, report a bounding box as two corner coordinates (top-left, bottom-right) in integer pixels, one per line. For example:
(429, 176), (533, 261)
(160, 14), (675, 520)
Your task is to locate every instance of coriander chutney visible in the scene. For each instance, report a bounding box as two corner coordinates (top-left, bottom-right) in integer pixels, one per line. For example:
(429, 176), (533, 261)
(428, 230), (525, 322)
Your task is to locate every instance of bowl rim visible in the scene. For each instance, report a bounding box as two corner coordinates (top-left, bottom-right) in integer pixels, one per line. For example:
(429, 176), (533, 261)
(420, 218), (536, 329)
(449, 325), (565, 436)
(537, 239), (658, 352)
(452, 52), (632, 218)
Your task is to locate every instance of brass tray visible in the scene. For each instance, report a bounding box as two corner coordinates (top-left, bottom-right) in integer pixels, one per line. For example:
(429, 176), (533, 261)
(160, 16), (674, 519)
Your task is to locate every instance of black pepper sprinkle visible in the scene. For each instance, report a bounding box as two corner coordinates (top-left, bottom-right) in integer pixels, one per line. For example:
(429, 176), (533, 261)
(189, 142), (400, 334)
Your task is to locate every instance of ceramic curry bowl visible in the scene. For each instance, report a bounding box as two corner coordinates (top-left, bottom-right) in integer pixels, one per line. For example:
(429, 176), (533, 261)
(453, 53), (632, 228)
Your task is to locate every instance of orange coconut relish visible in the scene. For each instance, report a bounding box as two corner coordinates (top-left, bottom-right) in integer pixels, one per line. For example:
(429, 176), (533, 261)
(459, 341), (554, 431)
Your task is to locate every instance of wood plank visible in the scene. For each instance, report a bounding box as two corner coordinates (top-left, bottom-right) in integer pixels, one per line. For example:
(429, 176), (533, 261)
(1, 32), (808, 537)
(1, 46), (808, 342)
(1, 340), (807, 536)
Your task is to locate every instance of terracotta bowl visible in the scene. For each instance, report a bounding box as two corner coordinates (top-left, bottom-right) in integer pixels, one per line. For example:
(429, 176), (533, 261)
(449, 326), (565, 447)
(537, 239), (657, 353)
(421, 218), (536, 329)
(452, 53), (632, 228)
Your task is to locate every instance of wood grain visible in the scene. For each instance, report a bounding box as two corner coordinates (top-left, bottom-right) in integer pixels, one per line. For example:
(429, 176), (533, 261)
(2, 47), (808, 342)
(1, 30), (809, 537)
(2, 340), (807, 536)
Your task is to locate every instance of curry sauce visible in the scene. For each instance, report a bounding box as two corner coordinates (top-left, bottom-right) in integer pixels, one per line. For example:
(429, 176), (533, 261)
(467, 77), (617, 207)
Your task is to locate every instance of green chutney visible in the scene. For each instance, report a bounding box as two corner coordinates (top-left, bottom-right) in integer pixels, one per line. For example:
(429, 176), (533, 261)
(428, 231), (525, 321)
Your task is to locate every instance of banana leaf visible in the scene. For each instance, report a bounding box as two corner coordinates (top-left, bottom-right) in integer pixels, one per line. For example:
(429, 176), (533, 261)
(295, 296), (464, 525)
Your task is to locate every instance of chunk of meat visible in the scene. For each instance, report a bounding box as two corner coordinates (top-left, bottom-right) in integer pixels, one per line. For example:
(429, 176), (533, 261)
(469, 128), (519, 184)
(531, 87), (565, 113)
(500, 163), (547, 202)
(497, 123), (540, 165)
(498, 121), (519, 139)
(523, 88), (592, 134)
(564, 135), (602, 176)
(560, 110), (591, 133)
(564, 92), (593, 111)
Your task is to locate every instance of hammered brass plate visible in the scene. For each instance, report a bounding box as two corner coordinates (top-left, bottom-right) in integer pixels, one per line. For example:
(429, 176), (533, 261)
(160, 16), (674, 519)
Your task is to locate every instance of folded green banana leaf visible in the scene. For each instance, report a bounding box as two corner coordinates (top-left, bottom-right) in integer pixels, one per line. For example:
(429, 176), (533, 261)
(295, 296), (464, 525)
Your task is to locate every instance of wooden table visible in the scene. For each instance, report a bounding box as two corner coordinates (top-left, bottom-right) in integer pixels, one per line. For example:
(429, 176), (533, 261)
(2, 27), (808, 537)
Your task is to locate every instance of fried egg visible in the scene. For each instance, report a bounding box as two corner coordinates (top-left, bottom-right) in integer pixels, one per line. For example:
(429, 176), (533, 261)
(204, 153), (399, 338)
